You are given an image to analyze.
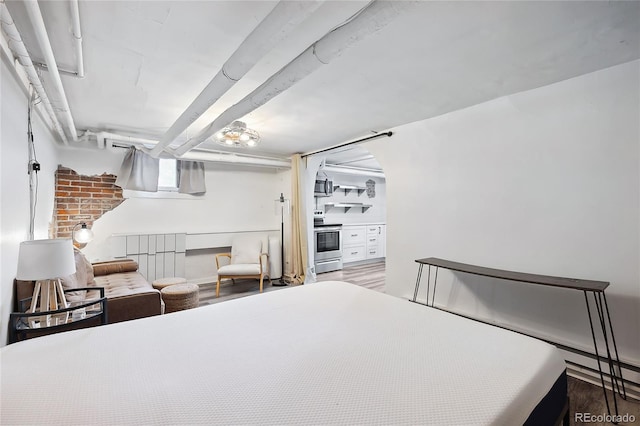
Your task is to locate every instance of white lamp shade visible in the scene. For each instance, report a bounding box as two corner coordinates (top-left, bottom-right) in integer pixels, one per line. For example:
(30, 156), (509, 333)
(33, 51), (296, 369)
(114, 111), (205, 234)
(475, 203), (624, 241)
(16, 239), (76, 281)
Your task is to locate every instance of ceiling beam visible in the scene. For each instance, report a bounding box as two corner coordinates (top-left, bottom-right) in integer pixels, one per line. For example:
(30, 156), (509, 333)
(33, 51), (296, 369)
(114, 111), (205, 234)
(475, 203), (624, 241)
(148, 0), (325, 158)
(172, 0), (413, 157)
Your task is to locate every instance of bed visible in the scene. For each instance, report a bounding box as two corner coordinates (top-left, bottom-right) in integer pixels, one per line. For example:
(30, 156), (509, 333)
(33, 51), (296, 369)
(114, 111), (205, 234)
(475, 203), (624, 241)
(1, 281), (567, 425)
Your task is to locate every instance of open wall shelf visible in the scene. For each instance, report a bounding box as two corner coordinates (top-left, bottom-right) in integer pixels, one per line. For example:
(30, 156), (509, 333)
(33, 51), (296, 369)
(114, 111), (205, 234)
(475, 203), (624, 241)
(324, 202), (372, 212)
(333, 184), (366, 196)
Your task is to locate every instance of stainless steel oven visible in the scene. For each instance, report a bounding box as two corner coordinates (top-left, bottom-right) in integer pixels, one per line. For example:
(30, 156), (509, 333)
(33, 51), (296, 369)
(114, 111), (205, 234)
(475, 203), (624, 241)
(314, 225), (343, 273)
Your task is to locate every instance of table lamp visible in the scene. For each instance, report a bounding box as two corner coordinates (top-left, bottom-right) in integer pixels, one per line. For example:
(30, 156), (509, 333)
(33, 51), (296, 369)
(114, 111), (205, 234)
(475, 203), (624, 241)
(16, 239), (76, 325)
(72, 222), (94, 244)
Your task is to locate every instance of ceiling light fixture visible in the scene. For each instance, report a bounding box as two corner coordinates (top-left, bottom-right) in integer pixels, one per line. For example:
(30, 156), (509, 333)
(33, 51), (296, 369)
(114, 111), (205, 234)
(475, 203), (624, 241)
(214, 121), (259, 148)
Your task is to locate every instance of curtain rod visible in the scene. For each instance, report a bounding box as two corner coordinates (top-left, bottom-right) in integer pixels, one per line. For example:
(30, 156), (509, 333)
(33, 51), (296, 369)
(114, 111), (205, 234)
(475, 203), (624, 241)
(301, 131), (393, 158)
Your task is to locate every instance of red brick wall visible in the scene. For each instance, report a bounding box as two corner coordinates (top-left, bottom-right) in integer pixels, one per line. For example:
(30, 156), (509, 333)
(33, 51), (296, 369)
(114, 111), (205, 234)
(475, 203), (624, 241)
(54, 166), (124, 239)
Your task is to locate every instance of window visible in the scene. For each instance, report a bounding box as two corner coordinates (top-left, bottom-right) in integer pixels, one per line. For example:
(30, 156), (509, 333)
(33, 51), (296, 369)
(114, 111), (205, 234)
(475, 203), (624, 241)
(158, 158), (178, 191)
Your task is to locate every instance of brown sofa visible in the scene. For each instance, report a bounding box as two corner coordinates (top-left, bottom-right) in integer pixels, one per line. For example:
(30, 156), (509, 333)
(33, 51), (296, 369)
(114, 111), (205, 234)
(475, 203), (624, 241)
(15, 252), (162, 324)
(91, 259), (162, 323)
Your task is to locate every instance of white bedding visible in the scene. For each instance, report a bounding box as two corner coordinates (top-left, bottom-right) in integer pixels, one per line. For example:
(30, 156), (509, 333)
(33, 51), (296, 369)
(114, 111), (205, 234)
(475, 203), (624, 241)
(1, 281), (566, 425)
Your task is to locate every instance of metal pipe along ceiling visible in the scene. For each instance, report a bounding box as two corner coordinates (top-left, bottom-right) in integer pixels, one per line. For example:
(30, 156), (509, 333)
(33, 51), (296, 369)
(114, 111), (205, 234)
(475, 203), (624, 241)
(322, 164), (385, 178)
(172, 0), (415, 157)
(88, 132), (290, 169)
(69, 0), (84, 78)
(148, 0), (324, 158)
(0, 2), (68, 143)
(23, 0), (78, 141)
(180, 151), (290, 169)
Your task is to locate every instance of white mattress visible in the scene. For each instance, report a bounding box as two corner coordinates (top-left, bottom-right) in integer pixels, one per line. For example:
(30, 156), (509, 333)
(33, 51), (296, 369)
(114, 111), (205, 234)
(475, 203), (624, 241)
(1, 281), (566, 425)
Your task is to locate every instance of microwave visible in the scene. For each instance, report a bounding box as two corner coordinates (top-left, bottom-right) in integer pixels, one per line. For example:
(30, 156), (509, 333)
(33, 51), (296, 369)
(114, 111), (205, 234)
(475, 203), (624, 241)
(314, 178), (334, 197)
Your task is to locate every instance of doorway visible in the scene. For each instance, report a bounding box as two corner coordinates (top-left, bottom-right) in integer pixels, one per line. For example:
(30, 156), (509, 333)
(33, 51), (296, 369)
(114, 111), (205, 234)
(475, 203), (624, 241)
(310, 146), (387, 290)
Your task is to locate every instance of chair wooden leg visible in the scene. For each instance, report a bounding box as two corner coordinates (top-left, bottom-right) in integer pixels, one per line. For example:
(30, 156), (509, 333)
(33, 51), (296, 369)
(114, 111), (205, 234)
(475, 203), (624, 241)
(259, 275), (264, 293)
(216, 276), (221, 298)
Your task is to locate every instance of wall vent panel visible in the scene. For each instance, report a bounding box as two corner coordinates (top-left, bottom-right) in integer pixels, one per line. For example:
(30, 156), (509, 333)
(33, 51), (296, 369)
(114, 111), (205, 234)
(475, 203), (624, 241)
(110, 233), (186, 281)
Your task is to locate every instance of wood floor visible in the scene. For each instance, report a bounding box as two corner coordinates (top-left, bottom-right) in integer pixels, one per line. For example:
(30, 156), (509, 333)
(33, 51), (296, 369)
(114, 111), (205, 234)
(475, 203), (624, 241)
(569, 378), (639, 425)
(314, 260), (385, 291)
(197, 261), (638, 425)
(198, 260), (385, 305)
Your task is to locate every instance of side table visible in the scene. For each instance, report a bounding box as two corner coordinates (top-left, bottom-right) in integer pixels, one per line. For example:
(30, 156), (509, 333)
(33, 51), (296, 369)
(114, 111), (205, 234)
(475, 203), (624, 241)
(412, 257), (627, 418)
(10, 287), (108, 343)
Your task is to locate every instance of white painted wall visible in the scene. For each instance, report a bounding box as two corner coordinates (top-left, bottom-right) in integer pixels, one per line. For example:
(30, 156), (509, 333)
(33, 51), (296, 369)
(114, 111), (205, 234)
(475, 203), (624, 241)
(57, 146), (290, 282)
(366, 61), (640, 373)
(1, 57), (60, 346)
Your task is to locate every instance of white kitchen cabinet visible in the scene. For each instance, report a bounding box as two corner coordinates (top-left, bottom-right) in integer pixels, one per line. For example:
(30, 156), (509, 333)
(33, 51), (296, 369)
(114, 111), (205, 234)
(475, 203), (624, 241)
(342, 226), (366, 262)
(343, 224), (385, 263)
(343, 244), (366, 263)
(343, 226), (366, 246)
(366, 225), (383, 260)
(380, 224), (386, 258)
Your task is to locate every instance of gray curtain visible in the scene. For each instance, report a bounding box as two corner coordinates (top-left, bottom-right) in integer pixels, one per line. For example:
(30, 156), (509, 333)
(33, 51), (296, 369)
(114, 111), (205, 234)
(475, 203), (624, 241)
(115, 147), (159, 192)
(178, 161), (206, 194)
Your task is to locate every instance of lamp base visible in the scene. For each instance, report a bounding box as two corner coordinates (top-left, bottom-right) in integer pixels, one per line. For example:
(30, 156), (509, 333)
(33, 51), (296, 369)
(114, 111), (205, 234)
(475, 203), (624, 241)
(272, 278), (288, 287)
(28, 279), (69, 327)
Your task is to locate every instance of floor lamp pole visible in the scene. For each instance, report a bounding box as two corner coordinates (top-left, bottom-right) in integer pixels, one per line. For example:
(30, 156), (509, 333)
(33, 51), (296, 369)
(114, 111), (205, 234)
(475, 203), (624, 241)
(273, 194), (287, 286)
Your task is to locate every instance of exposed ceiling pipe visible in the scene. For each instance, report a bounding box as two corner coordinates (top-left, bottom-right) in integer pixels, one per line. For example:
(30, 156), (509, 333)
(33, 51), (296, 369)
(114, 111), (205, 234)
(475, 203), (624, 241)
(180, 150), (290, 169)
(148, 0), (324, 158)
(69, 0), (84, 78)
(81, 131), (290, 169)
(0, 1), (68, 143)
(94, 131), (156, 149)
(322, 164), (385, 178)
(23, 0), (78, 141)
(172, 0), (414, 157)
(333, 155), (375, 165)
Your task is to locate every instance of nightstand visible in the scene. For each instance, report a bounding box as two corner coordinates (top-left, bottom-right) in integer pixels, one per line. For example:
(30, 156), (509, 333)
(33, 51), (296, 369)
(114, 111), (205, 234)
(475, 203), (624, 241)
(9, 287), (108, 343)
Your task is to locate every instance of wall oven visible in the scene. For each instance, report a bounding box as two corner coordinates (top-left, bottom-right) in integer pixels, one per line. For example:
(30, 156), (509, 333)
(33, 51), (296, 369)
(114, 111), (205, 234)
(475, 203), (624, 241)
(314, 226), (343, 273)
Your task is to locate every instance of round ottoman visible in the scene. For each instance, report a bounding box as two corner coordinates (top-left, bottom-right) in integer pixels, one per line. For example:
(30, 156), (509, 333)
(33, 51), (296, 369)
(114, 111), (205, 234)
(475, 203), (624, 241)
(152, 277), (187, 291)
(161, 283), (199, 313)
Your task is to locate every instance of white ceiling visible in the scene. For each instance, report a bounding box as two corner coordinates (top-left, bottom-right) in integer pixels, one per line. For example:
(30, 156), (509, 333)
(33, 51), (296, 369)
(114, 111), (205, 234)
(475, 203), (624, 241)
(5, 0), (640, 160)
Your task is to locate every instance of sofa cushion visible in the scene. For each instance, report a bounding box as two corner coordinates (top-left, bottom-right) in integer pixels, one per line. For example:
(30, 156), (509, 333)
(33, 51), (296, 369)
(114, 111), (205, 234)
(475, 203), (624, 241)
(84, 254), (96, 287)
(92, 271), (161, 323)
(92, 259), (139, 276)
(218, 264), (261, 276)
(93, 272), (156, 297)
(60, 249), (89, 303)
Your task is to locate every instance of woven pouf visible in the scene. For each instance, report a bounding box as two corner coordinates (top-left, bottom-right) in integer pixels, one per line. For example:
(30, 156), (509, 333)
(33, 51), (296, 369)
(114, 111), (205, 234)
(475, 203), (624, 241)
(161, 283), (199, 313)
(152, 277), (187, 291)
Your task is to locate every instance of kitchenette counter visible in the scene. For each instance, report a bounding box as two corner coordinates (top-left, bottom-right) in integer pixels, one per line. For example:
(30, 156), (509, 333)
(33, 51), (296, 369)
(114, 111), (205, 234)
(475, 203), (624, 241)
(342, 223), (386, 263)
